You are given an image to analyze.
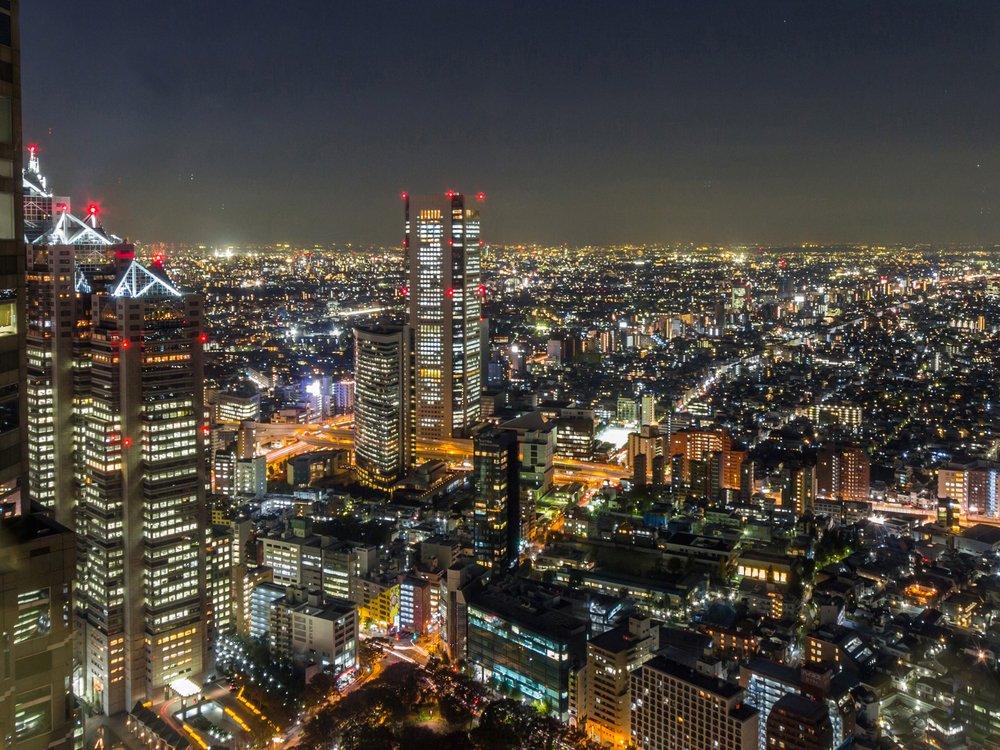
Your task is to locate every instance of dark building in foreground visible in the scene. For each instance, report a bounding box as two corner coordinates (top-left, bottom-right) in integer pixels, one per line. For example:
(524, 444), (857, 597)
(0, 515), (77, 750)
(0, 0), (24, 517)
(472, 426), (520, 573)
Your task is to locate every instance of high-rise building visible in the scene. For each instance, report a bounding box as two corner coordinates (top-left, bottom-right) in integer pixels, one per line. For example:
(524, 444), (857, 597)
(0, 0), (25, 517)
(583, 616), (657, 746)
(353, 325), (410, 491)
(815, 445), (870, 503)
(472, 426), (519, 573)
(24, 147), (127, 525)
(628, 424), (666, 486)
(779, 458), (816, 517)
(630, 655), (758, 750)
(404, 191), (483, 439)
(669, 427), (733, 487)
(937, 460), (1000, 518)
(75, 259), (207, 715)
(0, 6), (79, 748)
(640, 393), (656, 427)
(498, 411), (556, 545)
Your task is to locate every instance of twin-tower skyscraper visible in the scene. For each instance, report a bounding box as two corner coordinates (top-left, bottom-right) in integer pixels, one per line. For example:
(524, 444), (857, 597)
(354, 192), (484, 490)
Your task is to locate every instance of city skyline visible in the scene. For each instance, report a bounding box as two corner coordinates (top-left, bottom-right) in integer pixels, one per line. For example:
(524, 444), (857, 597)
(6, 3), (1000, 750)
(20, 1), (1000, 247)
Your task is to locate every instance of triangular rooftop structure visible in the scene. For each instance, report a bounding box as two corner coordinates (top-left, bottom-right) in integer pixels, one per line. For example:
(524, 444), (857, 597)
(111, 260), (182, 299)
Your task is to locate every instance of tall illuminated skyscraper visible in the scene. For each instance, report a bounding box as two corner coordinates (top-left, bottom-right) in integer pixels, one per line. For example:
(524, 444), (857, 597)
(75, 259), (207, 715)
(23, 147), (127, 526)
(404, 191), (483, 439)
(353, 324), (410, 491)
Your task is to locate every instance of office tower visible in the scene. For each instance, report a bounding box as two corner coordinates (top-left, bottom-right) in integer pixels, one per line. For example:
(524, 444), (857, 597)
(472, 426), (520, 573)
(24, 147), (127, 525)
(353, 325), (410, 491)
(630, 656), (758, 750)
(764, 694), (833, 750)
(213, 382), (260, 425)
(0, 0), (23, 517)
(584, 616), (657, 746)
(75, 259), (207, 715)
(815, 445), (870, 503)
(499, 411), (556, 545)
(628, 424), (666, 487)
(404, 191), (483, 439)
(0, 5), (79, 748)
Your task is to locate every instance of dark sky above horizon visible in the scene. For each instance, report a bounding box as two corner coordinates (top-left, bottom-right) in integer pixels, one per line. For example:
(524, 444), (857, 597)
(21, 1), (1000, 247)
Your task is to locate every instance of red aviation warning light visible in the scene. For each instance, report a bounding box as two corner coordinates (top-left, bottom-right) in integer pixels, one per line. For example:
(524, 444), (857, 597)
(477, 284), (486, 296)
(201, 426), (210, 435)
(121, 339), (130, 349)
(198, 333), (209, 343)
(446, 190), (455, 198)
(27, 144), (37, 154)
(400, 286), (409, 296)
(122, 437), (132, 448)
(476, 192), (486, 201)
(446, 288), (455, 297)
(400, 192), (408, 200)
(88, 204), (99, 216)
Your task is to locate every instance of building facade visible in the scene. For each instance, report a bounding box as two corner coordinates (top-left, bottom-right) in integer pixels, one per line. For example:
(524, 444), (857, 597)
(75, 260), (207, 715)
(631, 656), (758, 750)
(404, 192), (483, 439)
(353, 324), (410, 491)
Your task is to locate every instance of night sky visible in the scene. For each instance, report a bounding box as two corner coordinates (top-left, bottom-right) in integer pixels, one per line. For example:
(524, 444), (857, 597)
(21, 1), (1000, 246)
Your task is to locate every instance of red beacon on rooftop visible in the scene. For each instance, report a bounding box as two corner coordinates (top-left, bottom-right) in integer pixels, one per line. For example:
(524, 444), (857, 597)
(446, 288), (455, 297)
(198, 333), (209, 343)
(400, 192), (408, 200)
(446, 190), (455, 198)
(87, 204), (99, 216)
(476, 192), (486, 201)
(27, 144), (37, 154)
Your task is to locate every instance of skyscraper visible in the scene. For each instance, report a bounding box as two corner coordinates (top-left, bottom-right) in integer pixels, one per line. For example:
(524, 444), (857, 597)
(75, 259), (207, 715)
(472, 426), (519, 573)
(404, 191), (483, 439)
(24, 147), (127, 526)
(0, 0), (24, 517)
(353, 324), (410, 491)
(0, 5), (78, 749)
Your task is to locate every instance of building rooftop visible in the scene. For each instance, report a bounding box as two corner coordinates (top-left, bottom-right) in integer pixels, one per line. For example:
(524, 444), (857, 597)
(643, 655), (747, 701)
